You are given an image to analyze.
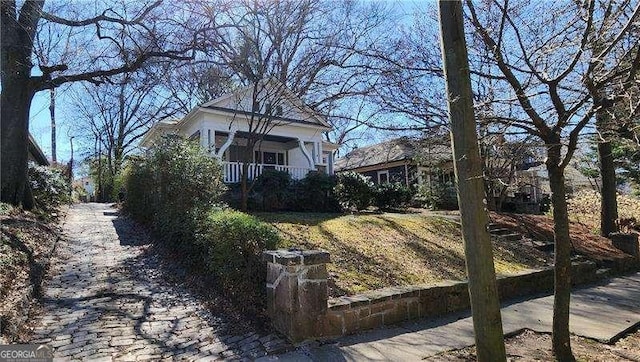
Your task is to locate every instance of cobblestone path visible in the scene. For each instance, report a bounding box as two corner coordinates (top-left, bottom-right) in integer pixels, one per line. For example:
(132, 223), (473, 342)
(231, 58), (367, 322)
(30, 203), (288, 361)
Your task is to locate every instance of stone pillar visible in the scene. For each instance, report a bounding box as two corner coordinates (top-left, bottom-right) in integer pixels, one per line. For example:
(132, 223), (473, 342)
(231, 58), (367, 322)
(610, 233), (640, 261)
(263, 249), (330, 343)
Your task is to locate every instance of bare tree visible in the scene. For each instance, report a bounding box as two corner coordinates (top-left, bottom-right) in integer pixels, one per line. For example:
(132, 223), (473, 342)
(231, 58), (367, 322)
(162, 62), (234, 115)
(465, 0), (640, 359)
(70, 66), (173, 200)
(201, 0), (390, 210)
(585, 16), (640, 235)
(1, 0), (212, 207)
(438, 1), (507, 359)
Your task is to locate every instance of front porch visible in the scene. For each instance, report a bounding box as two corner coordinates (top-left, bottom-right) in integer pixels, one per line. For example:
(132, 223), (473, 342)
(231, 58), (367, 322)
(221, 162), (311, 183)
(204, 131), (336, 184)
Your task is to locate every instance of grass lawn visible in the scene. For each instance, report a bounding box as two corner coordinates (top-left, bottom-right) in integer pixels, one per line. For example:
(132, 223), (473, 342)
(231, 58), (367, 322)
(256, 211), (552, 297)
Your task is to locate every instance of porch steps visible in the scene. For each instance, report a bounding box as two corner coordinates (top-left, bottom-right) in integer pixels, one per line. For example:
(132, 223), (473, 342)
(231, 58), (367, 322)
(488, 224), (524, 241)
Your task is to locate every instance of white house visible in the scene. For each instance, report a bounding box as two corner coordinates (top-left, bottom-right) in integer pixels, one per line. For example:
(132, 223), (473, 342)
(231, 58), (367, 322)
(141, 79), (337, 183)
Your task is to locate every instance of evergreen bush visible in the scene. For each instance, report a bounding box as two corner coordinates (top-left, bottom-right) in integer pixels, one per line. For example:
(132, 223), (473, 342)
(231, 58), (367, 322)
(334, 171), (374, 211)
(373, 182), (414, 210)
(198, 209), (279, 308)
(28, 163), (71, 212)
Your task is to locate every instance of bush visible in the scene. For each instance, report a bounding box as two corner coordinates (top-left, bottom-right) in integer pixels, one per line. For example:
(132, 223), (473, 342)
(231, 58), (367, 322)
(289, 171), (341, 212)
(414, 181), (458, 210)
(334, 171), (374, 211)
(122, 136), (281, 316)
(28, 163), (71, 212)
(198, 209), (279, 308)
(123, 135), (226, 244)
(252, 169), (291, 211)
(373, 182), (414, 210)
(122, 157), (155, 225)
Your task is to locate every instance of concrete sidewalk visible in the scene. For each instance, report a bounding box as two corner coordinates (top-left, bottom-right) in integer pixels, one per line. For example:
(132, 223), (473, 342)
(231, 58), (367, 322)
(262, 272), (640, 361)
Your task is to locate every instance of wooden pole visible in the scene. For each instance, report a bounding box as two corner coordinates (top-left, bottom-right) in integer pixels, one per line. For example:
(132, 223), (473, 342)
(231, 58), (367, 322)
(438, 2), (507, 360)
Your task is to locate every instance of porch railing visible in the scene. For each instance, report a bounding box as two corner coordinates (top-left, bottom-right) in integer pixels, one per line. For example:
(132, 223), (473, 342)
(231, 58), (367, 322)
(222, 161), (310, 183)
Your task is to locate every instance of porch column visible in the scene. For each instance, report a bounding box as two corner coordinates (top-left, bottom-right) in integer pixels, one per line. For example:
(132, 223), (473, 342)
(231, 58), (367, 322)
(207, 129), (215, 154)
(216, 131), (235, 160)
(298, 139), (316, 171)
(328, 151), (334, 175)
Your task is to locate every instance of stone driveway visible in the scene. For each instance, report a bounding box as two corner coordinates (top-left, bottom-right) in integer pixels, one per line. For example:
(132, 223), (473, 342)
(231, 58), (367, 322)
(30, 203), (288, 361)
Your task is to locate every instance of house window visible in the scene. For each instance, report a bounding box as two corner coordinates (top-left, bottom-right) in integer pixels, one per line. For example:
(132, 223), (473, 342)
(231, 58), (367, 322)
(254, 150), (285, 165)
(378, 170), (389, 184)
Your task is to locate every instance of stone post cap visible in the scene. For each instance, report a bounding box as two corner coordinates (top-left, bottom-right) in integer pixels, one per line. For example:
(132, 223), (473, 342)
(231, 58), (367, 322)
(263, 249), (330, 266)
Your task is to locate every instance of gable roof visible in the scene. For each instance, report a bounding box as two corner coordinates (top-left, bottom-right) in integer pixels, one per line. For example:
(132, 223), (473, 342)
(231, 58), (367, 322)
(200, 78), (330, 128)
(335, 137), (452, 171)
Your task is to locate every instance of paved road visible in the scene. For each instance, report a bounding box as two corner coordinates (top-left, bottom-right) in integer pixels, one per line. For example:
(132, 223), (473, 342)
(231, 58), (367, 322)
(30, 203), (287, 361)
(265, 272), (640, 361)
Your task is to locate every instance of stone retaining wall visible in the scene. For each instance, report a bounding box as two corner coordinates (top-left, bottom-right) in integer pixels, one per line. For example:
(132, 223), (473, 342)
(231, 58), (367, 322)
(316, 261), (599, 338)
(264, 249), (624, 343)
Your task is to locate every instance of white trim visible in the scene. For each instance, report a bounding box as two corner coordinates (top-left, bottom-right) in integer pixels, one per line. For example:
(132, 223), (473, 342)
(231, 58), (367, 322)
(377, 170), (390, 184)
(198, 107), (331, 131)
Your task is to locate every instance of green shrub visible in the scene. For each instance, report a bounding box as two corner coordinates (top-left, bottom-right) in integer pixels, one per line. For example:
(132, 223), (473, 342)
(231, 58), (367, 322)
(373, 182), (413, 210)
(198, 209), (279, 307)
(122, 157), (155, 225)
(414, 181), (458, 210)
(289, 171), (341, 212)
(123, 135), (226, 243)
(334, 171), (374, 211)
(252, 169), (291, 211)
(28, 163), (71, 212)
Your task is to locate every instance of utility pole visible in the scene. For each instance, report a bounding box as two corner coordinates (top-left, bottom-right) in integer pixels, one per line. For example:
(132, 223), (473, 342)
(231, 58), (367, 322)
(50, 88), (56, 164)
(438, 1), (506, 361)
(69, 135), (75, 182)
(98, 137), (102, 202)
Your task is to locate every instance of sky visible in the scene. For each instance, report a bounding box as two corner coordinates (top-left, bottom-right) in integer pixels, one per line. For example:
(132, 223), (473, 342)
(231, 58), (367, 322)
(27, 0), (423, 170)
(29, 84), (83, 170)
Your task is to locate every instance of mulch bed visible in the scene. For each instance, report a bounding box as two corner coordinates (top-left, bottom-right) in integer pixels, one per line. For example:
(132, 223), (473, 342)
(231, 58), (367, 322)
(428, 327), (640, 361)
(0, 208), (65, 343)
(490, 212), (636, 265)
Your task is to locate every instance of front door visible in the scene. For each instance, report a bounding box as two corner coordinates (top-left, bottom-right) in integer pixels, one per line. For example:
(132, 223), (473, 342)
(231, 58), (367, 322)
(263, 152), (277, 165)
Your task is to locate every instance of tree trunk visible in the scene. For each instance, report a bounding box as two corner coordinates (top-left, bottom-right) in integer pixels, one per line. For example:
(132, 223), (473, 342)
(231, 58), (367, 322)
(1, 69), (36, 207)
(438, 2), (507, 361)
(239, 144), (254, 212)
(240, 161), (249, 212)
(546, 146), (575, 362)
(597, 136), (618, 236)
(1, 0), (43, 208)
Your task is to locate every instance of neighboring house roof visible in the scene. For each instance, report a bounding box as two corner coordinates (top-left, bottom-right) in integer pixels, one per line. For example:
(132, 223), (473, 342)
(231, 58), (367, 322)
(335, 137), (451, 171)
(524, 164), (597, 193)
(28, 133), (49, 166)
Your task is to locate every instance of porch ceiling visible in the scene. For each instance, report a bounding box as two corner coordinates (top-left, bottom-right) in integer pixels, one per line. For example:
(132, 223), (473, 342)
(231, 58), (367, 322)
(217, 130), (298, 144)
